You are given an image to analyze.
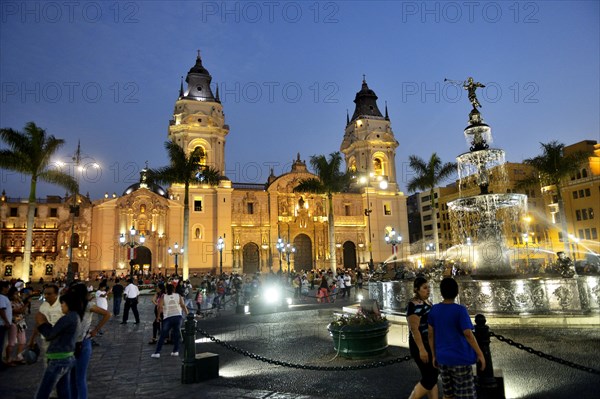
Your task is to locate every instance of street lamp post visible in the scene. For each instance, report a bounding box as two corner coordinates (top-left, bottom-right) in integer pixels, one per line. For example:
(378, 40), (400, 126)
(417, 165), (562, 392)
(167, 242), (184, 277)
(284, 242), (296, 276)
(63, 142), (99, 283)
(384, 228), (402, 259)
(276, 238), (285, 272)
(119, 225), (145, 277)
(426, 243), (435, 266)
(359, 175), (374, 271)
(216, 236), (224, 276)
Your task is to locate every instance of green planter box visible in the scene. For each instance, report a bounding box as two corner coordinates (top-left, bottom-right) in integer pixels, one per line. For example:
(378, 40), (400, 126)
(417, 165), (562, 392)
(327, 321), (390, 359)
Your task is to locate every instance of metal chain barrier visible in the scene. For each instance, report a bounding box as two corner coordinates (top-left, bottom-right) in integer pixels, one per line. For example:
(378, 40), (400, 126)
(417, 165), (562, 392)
(490, 331), (600, 375)
(196, 328), (412, 371)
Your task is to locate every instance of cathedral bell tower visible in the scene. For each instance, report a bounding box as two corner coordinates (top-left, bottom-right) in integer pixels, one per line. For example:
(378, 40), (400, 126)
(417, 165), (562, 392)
(168, 51), (229, 173)
(340, 77), (399, 189)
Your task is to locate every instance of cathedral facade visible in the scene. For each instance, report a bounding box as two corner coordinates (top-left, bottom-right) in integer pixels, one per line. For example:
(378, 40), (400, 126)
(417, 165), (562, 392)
(1, 54), (409, 280)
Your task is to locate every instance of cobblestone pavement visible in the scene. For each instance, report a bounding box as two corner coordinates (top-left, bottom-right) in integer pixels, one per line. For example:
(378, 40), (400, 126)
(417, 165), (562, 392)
(1, 289), (599, 398)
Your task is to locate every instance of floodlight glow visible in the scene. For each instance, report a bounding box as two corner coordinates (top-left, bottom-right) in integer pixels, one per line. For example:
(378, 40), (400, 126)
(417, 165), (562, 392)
(263, 287), (280, 304)
(286, 297), (293, 306)
(357, 293), (364, 302)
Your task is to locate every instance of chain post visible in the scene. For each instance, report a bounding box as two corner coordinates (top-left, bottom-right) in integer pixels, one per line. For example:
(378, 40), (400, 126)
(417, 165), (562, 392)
(474, 314), (496, 387)
(181, 313), (197, 384)
(474, 314), (506, 398)
(235, 290), (245, 314)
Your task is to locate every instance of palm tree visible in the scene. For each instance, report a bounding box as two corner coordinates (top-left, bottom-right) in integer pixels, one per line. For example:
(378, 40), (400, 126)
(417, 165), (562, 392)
(0, 122), (78, 282)
(294, 152), (351, 275)
(151, 141), (220, 279)
(521, 141), (591, 255)
(407, 153), (456, 259)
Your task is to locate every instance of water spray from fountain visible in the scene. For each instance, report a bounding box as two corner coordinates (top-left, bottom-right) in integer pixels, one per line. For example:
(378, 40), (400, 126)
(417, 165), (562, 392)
(369, 77), (599, 316)
(445, 77), (528, 278)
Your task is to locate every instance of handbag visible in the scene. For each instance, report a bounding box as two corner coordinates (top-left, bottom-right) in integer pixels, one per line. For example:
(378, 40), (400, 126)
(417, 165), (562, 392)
(22, 343), (40, 364)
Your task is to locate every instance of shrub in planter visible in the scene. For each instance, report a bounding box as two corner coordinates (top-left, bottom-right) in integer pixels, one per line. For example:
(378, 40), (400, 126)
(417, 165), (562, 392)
(327, 301), (389, 359)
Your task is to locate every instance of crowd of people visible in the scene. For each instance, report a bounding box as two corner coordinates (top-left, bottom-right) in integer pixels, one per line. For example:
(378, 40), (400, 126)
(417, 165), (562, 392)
(1, 260), (597, 398)
(0, 278), (111, 398)
(0, 266), (372, 396)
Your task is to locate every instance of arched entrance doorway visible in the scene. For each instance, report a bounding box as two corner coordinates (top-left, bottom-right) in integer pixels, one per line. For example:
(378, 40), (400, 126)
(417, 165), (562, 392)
(293, 234), (313, 272)
(243, 243), (260, 274)
(343, 241), (357, 270)
(135, 246), (152, 276)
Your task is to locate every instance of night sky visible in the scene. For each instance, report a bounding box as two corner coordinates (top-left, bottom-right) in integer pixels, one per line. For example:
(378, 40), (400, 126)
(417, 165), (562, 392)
(1, 1), (598, 199)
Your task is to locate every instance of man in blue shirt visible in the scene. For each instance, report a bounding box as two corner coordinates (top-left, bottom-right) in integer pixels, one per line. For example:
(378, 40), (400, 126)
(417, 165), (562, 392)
(428, 278), (485, 399)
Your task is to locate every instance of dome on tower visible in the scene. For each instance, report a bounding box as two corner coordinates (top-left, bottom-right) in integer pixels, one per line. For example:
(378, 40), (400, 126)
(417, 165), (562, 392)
(187, 56), (211, 76)
(180, 51), (217, 102)
(350, 77), (383, 122)
(122, 166), (168, 198)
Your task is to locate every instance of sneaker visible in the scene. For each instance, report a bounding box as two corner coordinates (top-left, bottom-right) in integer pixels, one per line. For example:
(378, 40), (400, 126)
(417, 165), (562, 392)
(150, 353), (160, 359)
(170, 352), (179, 357)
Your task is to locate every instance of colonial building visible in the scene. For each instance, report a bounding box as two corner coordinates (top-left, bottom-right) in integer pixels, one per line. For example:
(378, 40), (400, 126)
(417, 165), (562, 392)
(1, 54), (410, 280)
(0, 192), (93, 280)
(548, 140), (600, 264)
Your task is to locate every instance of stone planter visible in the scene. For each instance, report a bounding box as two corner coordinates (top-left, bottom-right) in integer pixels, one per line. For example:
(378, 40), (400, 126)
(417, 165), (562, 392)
(327, 321), (390, 359)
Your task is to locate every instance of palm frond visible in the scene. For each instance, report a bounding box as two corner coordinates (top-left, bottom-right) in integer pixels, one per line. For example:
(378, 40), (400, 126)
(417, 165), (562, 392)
(407, 153), (456, 193)
(196, 166), (221, 186)
(0, 122), (68, 178)
(523, 141), (591, 187)
(152, 141), (221, 187)
(294, 178), (324, 193)
(38, 170), (79, 193)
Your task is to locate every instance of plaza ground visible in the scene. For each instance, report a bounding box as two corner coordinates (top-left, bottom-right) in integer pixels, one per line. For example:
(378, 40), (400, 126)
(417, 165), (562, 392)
(1, 290), (599, 398)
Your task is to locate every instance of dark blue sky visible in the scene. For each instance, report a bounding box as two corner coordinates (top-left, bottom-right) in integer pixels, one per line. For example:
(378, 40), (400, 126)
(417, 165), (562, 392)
(1, 1), (598, 199)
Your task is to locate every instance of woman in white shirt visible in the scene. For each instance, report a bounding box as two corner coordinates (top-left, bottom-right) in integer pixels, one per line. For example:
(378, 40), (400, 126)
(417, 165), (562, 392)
(151, 283), (188, 358)
(94, 281), (108, 311)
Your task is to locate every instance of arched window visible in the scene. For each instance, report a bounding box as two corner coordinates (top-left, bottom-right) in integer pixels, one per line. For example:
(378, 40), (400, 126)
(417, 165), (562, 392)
(192, 225), (204, 240)
(582, 168), (588, 178)
(373, 158), (383, 176)
(348, 158), (357, 173)
(193, 146), (207, 166)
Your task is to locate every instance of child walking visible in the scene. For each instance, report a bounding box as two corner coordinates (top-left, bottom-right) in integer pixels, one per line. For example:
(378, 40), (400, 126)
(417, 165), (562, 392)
(428, 277), (485, 399)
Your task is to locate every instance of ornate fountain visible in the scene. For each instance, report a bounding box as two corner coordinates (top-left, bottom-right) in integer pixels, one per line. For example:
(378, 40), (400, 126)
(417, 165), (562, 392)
(448, 105), (527, 278)
(369, 77), (600, 316)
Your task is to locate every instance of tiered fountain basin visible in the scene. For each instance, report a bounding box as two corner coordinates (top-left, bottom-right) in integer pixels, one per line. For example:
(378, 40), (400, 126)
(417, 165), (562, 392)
(449, 193), (528, 212)
(368, 276), (600, 316)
